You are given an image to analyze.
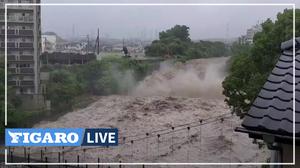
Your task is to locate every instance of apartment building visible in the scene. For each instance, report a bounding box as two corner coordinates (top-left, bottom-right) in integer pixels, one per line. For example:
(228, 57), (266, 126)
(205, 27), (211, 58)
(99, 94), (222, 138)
(0, 0), (41, 95)
(238, 24), (262, 45)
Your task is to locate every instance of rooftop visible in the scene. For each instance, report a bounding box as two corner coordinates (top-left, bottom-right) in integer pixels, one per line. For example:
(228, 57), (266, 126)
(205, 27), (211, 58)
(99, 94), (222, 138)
(237, 37), (300, 143)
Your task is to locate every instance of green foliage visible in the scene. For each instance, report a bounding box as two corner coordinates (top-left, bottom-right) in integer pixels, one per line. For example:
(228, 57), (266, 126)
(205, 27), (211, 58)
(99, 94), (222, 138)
(159, 25), (191, 42)
(184, 41), (228, 60)
(46, 57), (154, 113)
(47, 70), (82, 112)
(223, 9), (300, 117)
(145, 25), (229, 59)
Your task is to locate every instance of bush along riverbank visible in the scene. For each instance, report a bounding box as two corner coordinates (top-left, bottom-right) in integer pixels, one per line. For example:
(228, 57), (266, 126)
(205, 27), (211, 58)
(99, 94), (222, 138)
(45, 56), (157, 114)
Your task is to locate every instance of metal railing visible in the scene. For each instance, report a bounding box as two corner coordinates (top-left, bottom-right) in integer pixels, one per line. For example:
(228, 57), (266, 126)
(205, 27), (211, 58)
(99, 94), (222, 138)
(1, 16), (34, 22)
(6, 112), (244, 165)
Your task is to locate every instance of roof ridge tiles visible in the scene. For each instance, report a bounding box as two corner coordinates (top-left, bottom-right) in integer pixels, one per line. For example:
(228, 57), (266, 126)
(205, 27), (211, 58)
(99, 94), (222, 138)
(281, 37), (300, 51)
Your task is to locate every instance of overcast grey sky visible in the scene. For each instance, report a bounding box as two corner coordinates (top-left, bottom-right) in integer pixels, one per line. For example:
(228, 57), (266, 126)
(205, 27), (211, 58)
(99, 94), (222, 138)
(41, 0), (298, 40)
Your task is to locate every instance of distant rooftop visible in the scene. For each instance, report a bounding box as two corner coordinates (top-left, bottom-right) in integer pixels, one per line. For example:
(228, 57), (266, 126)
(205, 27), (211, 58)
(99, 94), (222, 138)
(42, 32), (67, 43)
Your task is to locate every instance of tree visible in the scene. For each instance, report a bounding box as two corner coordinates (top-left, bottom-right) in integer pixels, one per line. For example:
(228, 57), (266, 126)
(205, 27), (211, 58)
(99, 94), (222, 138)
(47, 70), (82, 112)
(159, 25), (191, 42)
(145, 25), (228, 59)
(223, 9), (300, 117)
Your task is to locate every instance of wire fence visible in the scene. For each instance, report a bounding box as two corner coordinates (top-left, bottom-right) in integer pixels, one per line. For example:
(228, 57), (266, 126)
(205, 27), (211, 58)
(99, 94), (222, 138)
(7, 112), (241, 167)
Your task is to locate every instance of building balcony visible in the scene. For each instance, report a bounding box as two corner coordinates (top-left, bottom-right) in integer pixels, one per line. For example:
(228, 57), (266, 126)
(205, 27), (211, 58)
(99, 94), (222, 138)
(0, 3), (34, 10)
(20, 55), (34, 61)
(5, 6), (35, 11)
(0, 42), (34, 50)
(1, 16), (34, 23)
(20, 42), (33, 48)
(20, 67), (34, 74)
(7, 55), (16, 61)
(1, 0), (33, 4)
(0, 29), (34, 36)
(20, 80), (34, 86)
(7, 55), (34, 62)
(0, 42), (16, 48)
(7, 80), (17, 86)
(19, 30), (34, 36)
(0, 29), (16, 35)
(7, 67), (34, 74)
(8, 68), (16, 74)
(7, 80), (34, 87)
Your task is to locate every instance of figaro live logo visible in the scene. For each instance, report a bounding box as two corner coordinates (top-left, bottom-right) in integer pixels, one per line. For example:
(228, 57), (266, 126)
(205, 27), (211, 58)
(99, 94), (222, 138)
(5, 128), (118, 147)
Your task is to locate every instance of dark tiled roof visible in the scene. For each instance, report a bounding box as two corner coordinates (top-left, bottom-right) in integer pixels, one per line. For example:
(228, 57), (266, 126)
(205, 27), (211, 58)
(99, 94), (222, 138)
(241, 37), (300, 138)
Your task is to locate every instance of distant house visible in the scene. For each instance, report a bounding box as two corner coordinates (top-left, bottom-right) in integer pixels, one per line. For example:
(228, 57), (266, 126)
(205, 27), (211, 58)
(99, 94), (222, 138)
(245, 24), (262, 44)
(239, 24), (262, 44)
(42, 32), (67, 53)
(236, 37), (300, 167)
(42, 34), (57, 53)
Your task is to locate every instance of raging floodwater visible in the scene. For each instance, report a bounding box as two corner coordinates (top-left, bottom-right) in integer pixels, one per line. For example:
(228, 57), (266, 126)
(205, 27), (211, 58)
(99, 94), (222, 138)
(22, 57), (268, 166)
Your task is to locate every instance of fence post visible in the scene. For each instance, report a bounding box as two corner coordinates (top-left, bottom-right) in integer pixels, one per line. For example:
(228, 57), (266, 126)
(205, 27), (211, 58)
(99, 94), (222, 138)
(62, 147), (65, 162)
(220, 118), (224, 137)
(122, 137), (126, 162)
(171, 127), (175, 152)
(58, 152), (61, 164)
(83, 148), (86, 162)
(8, 147), (11, 159)
(157, 134), (160, 157)
(45, 157), (48, 168)
(199, 119), (203, 159)
(130, 140), (134, 160)
(145, 133), (149, 159)
(65, 159), (67, 168)
(40, 149), (43, 162)
(187, 126), (190, 162)
(77, 155), (80, 168)
(10, 151), (13, 163)
(106, 146), (109, 163)
(28, 147), (30, 163)
(229, 116), (233, 164)
(97, 157), (100, 168)
(23, 147), (26, 160)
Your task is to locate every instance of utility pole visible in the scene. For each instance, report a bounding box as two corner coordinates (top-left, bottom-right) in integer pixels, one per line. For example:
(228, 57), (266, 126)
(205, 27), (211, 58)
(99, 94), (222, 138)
(86, 35), (89, 54)
(97, 28), (100, 55)
(72, 24), (75, 40)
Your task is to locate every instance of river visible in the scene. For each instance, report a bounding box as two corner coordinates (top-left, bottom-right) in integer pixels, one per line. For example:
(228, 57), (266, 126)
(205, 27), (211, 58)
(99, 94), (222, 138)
(12, 57), (269, 166)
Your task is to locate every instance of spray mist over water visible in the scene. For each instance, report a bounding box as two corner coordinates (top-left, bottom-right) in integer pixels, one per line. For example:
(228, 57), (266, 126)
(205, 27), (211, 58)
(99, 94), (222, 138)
(131, 57), (229, 98)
